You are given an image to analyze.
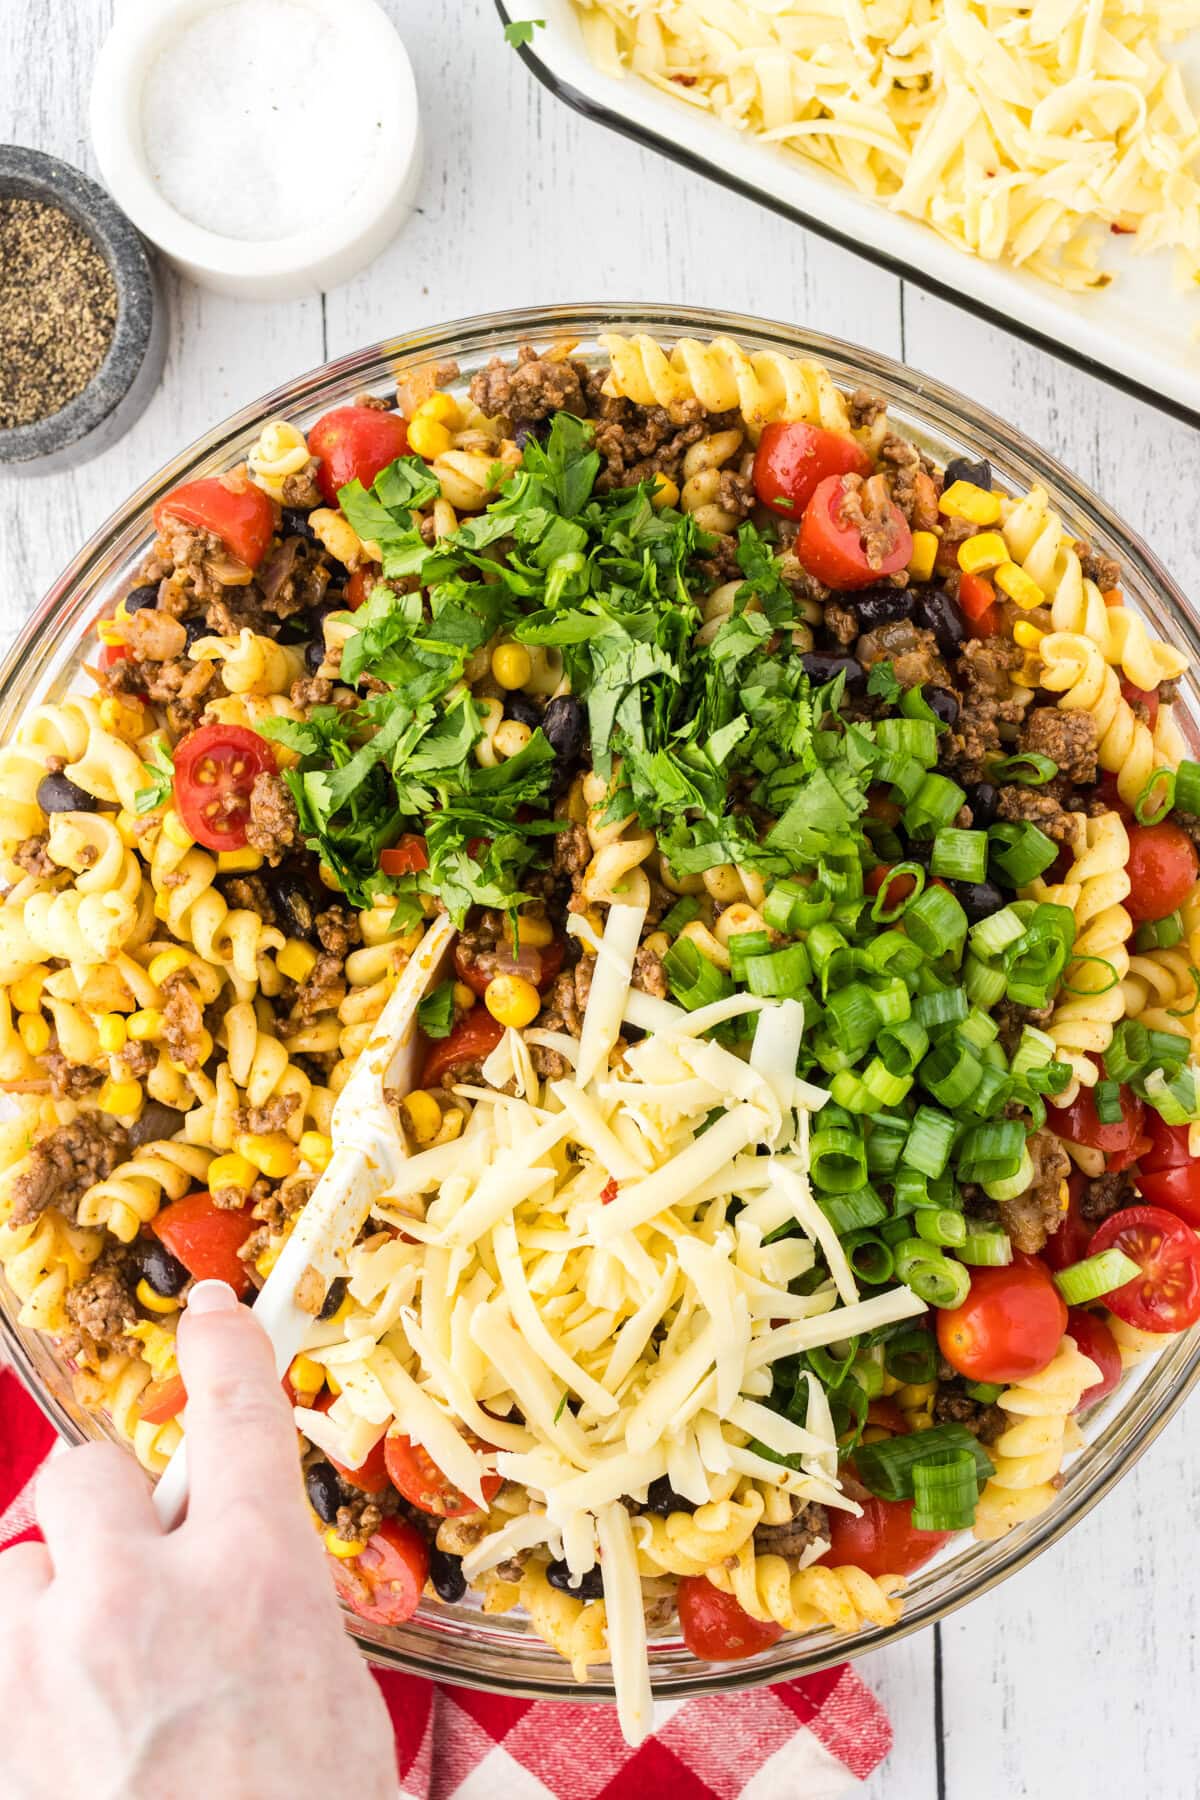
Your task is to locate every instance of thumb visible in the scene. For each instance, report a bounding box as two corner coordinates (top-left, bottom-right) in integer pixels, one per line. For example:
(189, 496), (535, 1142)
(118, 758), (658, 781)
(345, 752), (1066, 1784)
(175, 1280), (309, 1535)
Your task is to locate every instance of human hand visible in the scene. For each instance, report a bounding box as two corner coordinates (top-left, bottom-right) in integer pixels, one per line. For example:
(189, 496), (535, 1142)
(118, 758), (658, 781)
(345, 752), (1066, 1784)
(0, 1280), (396, 1800)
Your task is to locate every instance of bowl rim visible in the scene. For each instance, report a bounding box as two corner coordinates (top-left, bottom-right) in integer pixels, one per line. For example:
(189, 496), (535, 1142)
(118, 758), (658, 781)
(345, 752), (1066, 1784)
(3, 300), (1199, 1700)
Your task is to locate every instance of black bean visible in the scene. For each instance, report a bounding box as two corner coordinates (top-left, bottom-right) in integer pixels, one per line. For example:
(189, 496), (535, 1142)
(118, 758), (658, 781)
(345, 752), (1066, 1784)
(281, 506), (316, 542)
(128, 1101), (187, 1149)
(546, 1559), (604, 1600)
(541, 694), (585, 764)
(123, 583), (159, 613)
(913, 587), (966, 654)
(514, 420), (549, 452)
(267, 868), (318, 941)
(642, 1476), (697, 1517)
(852, 587), (915, 632)
(183, 617), (211, 652)
(305, 1462), (344, 1526)
(305, 637), (326, 675)
(36, 771), (96, 814)
(944, 455), (992, 492)
(136, 1238), (189, 1298)
(968, 782), (1000, 828)
(504, 692), (542, 731)
(318, 1276), (347, 1322)
(924, 685), (960, 728)
(949, 879), (1007, 924)
(429, 1547), (468, 1604)
(799, 653), (864, 687)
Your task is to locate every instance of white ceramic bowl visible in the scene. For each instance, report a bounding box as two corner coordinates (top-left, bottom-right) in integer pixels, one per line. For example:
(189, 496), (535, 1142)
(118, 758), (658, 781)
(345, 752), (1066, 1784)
(90, 0), (421, 300)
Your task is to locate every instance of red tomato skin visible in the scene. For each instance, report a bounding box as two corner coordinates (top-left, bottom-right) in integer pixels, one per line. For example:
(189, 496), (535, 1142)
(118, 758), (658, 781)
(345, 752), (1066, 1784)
(380, 833), (429, 877)
(308, 407), (410, 506)
(152, 1192), (254, 1297)
(1120, 679), (1160, 730)
(937, 1262), (1067, 1384)
(796, 475), (913, 591)
(345, 567), (373, 611)
(312, 1391), (390, 1493)
(453, 937), (565, 1000)
(329, 1517), (429, 1627)
(383, 1434), (501, 1517)
(1136, 1164), (1200, 1228)
(676, 1576), (783, 1660)
(1065, 1309), (1121, 1410)
(820, 1496), (951, 1578)
(956, 571), (996, 623)
(1124, 823), (1199, 923)
(1090, 1204), (1200, 1332)
(1041, 1173), (1093, 1273)
(140, 1372), (188, 1426)
(1140, 1116), (1192, 1172)
(752, 422), (872, 519)
(419, 1011), (504, 1087)
(172, 723), (276, 852)
(1051, 1081), (1144, 1154)
(154, 476), (276, 570)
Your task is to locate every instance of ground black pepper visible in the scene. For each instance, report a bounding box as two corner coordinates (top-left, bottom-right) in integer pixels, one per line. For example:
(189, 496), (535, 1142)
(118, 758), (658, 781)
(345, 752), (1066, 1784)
(0, 198), (118, 431)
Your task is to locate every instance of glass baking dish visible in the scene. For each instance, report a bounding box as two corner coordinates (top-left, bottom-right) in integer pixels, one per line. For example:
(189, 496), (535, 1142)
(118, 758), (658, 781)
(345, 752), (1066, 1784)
(2, 303), (1198, 1701)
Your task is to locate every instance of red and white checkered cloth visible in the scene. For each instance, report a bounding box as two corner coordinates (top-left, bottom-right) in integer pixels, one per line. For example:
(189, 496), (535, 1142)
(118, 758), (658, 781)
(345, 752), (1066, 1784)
(0, 1366), (891, 1797)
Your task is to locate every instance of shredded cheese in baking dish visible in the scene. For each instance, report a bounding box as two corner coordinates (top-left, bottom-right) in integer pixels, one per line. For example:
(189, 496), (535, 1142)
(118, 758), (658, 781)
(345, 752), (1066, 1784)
(572, 0), (1200, 294)
(295, 901), (926, 1738)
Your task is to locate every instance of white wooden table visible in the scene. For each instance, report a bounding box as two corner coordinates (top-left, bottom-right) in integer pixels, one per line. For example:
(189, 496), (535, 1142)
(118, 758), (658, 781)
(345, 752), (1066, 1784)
(3, 3), (1198, 1793)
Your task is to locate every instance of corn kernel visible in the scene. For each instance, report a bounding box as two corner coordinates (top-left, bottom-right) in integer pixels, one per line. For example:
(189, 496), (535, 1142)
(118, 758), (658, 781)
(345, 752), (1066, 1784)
(909, 1412), (935, 1433)
(484, 973), (540, 1029)
(422, 392), (460, 426)
(431, 1108), (466, 1147)
(209, 1152), (258, 1193)
(255, 1243), (281, 1278)
(136, 1278), (180, 1315)
(299, 1131), (333, 1172)
(288, 1353), (326, 1400)
(407, 414), (452, 459)
(494, 720), (531, 760)
(502, 911), (553, 949)
(401, 1089), (444, 1146)
(11, 967), (49, 1013)
(324, 1528), (367, 1558)
(277, 938), (319, 983)
(318, 863), (342, 892)
(957, 532), (1008, 575)
(98, 1078), (142, 1116)
(651, 474), (679, 509)
(907, 530), (938, 582)
(95, 615), (127, 647)
(491, 643), (533, 691)
(237, 1131), (300, 1179)
(115, 809), (141, 848)
(880, 1373), (902, 1397)
(97, 1013), (128, 1054)
(897, 1381), (937, 1409)
(1013, 620), (1045, 651)
(99, 696), (146, 741)
(939, 480), (1002, 526)
(452, 982), (476, 1011)
(18, 1013), (50, 1056)
(217, 847), (264, 874)
(161, 809), (193, 850)
(148, 948), (193, 988)
(642, 930), (671, 958)
(1012, 650), (1043, 688)
(127, 1008), (165, 1042)
(994, 561), (1045, 610)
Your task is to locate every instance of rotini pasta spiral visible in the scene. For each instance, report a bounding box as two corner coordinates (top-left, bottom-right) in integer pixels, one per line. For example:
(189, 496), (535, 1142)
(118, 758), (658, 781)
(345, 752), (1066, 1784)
(973, 1336), (1100, 1541)
(151, 842), (284, 994)
(580, 769), (655, 908)
(191, 628), (305, 697)
(519, 1560), (609, 1680)
(247, 419), (312, 499)
(1038, 633), (1182, 809)
(598, 333), (852, 440)
(75, 1140), (214, 1244)
(1122, 949), (1200, 1050)
(634, 1490), (764, 1577)
(708, 1543), (904, 1633)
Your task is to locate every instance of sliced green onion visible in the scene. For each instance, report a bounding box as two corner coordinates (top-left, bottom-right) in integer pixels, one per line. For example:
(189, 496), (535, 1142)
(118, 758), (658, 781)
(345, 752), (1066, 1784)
(831, 1058), (914, 1111)
(982, 1145), (1034, 1201)
(810, 1125), (869, 1193)
(1175, 758), (1200, 817)
(853, 1355), (886, 1399)
(727, 929), (772, 973)
(826, 982), (882, 1054)
(1134, 768), (1175, 826)
(1053, 1247), (1142, 1305)
(931, 828), (989, 883)
(963, 952), (1007, 1008)
(1010, 1025), (1058, 1079)
(1133, 912), (1183, 953)
(854, 1423), (995, 1502)
(789, 892), (835, 931)
(905, 884), (969, 959)
(807, 921), (849, 976)
(845, 1233), (895, 1285)
(989, 751), (1058, 786)
(867, 931), (925, 979)
(905, 772), (968, 838)
(870, 862), (926, 923)
(877, 717), (939, 768)
(807, 1339), (860, 1389)
(989, 821), (1059, 885)
(660, 895), (702, 937)
(745, 942), (812, 998)
(877, 750), (927, 804)
(1141, 1064), (1198, 1125)
(893, 1167), (930, 1212)
(1093, 1079), (1123, 1125)
(915, 1208), (968, 1249)
(865, 1118), (908, 1174)
(877, 1018), (930, 1076)
(895, 1238), (971, 1308)
(970, 905), (1027, 957)
(958, 1226), (1014, 1265)
(964, 1381), (1004, 1403)
(914, 987), (969, 1031)
(959, 1007), (999, 1050)
(912, 1449), (979, 1530)
(964, 1066), (1010, 1118)
(818, 1187), (888, 1234)
(870, 976), (913, 1028)
(662, 939), (734, 1011)
(884, 1327), (938, 1385)
(903, 1106), (958, 1178)
(901, 684), (947, 733)
(921, 1038), (983, 1108)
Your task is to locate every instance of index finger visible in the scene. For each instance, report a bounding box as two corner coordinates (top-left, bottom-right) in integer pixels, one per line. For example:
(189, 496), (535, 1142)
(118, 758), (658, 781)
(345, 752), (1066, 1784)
(174, 1280), (309, 1537)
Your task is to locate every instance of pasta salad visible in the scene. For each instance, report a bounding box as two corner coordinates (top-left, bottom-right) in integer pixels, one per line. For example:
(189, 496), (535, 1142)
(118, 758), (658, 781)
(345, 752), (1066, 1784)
(2, 330), (1200, 1739)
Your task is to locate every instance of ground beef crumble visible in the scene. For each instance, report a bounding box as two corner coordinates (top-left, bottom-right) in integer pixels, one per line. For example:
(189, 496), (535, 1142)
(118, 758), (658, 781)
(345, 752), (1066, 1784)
(1080, 1170), (1136, 1223)
(469, 346), (587, 425)
(857, 620), (948, 690)
(245, 772), (301, 863)
(753, 1498), (830, 1559)
(999, 1129), (1070, 1253)
(10, 1116), (129, 1228)
(1018, 707), (1098, 785)
(13, 835), (53, 878)
(63, 1254), (138, 1363)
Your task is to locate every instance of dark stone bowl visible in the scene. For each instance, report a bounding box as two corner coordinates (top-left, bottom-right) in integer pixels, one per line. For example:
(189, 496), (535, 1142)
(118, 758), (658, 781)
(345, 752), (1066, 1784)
(0, 145), (166, 475)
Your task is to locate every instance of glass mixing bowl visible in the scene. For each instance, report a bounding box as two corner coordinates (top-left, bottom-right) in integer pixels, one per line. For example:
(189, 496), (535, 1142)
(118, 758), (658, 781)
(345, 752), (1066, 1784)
(3, 303), (1199, 1701)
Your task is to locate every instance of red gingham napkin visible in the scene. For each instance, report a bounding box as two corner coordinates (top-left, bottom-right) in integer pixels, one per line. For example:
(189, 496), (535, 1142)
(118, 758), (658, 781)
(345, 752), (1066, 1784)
(0, 1366), (891, 1797)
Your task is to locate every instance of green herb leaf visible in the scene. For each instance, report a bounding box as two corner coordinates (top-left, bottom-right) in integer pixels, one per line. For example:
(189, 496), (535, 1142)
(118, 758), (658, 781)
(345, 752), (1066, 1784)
(134, 739), (174, 815)
(504, 17), (545, 47)
(867, 660), (902, 704)
(417, 980), (458, 1040)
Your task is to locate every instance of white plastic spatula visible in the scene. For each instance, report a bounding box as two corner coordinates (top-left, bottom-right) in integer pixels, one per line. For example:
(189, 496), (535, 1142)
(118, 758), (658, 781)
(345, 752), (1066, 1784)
(151, 912), (456, 1530)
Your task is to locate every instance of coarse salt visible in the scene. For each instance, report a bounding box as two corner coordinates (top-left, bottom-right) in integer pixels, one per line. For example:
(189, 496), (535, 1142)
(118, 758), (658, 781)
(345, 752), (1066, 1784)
(139, 0), (381, 242)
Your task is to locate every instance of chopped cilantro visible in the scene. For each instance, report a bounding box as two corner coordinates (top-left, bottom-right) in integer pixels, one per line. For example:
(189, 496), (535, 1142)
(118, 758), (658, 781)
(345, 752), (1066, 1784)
(867, 659), (902, 704)
(503, 18), (545, 48)
(134, 739), (174, 815)
(417, 980), (457, 1040)
(553, 1390), (569, 1422)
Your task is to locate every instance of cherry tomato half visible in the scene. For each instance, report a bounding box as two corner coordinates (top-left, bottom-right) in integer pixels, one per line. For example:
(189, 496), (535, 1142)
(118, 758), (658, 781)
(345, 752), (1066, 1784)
(154, 475), (276, 571)
(172, 723), (276, 853)
(1136, 1163), (1200, 1228)
(420, 1010), (504, 1087)
(139, 1372), (188, 1427)
(1041, 1172), (1093, 1273)
(1120, 679), (1160, 731)
(795, 474), (913, 591)
(308, 407), (410, 507)
(1124, 822), (1199, 924)
(1140, 1114), (1192, 1173)
(676, 1576), (783, 1660)
(328, 1517), (429, 1627)
(152, 1192), (254, 1297)
(752, 421), (872, 519)
(383, 1433), (502, 1517)
(820, 1496), (951, 1578)
(1051, 1080), (1144, 1155)
(936, 1261), (1067, 1384)
(1065, 1309), (1121, 1411)
(1089, 1204), (1200, 1333)
(379, 833), (429, 877)
(345, 566), (374, 611)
